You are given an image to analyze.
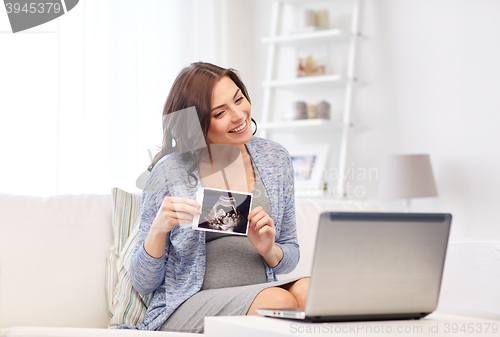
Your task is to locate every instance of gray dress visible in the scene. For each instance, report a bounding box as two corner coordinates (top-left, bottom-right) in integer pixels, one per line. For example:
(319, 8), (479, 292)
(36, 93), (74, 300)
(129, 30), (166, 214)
(160, 162), (299, 333)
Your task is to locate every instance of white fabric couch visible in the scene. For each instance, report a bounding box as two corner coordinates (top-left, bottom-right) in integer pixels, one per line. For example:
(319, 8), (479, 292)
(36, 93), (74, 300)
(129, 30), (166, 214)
(0, 192), (499, 336)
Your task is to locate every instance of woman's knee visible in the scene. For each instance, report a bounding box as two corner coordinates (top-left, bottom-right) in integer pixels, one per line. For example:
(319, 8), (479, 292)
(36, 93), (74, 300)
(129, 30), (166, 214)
(258, 287), (298, 308)
(269, 287), (299, 308)
(286, 277), (310, 307)
(247, 287), (298, 315)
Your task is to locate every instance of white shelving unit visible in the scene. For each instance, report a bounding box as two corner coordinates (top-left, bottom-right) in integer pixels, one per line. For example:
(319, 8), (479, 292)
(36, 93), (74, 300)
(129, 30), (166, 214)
(260, 118), (344, 132)
(259, 0), (362, 198)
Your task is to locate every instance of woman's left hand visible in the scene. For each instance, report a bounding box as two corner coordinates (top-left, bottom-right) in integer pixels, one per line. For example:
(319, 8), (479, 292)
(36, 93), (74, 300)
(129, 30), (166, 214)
(247, 206), (283, 267)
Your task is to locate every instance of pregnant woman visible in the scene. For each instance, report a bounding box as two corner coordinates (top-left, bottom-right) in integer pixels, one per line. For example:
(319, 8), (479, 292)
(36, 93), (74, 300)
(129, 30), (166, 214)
(130, 62), (309, 333)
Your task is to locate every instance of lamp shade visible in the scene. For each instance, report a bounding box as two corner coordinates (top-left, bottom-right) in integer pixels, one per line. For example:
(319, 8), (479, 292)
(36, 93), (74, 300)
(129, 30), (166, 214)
(378, 154), (438, 199)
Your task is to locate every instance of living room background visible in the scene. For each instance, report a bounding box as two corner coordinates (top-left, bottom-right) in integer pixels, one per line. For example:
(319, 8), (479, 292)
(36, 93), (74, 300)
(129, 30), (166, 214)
(1, 0), (499, 239)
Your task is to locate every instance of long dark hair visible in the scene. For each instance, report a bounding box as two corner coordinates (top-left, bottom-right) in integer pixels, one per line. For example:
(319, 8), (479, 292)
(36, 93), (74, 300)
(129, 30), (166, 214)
(149, 62), (254, 186)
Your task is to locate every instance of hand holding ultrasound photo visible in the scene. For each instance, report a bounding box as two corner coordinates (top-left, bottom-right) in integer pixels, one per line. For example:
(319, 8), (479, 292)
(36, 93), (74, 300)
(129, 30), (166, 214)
(193, 187), (252, 235)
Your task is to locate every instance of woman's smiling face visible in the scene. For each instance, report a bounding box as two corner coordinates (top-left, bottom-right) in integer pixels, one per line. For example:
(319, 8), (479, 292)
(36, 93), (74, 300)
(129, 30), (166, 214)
(206, 76), (252, 146)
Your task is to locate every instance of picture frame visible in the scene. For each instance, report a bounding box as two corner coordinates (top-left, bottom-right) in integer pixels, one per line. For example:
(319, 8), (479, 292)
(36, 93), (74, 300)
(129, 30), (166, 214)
(289, 144), (330, 191)
(193, 187), (252, 236)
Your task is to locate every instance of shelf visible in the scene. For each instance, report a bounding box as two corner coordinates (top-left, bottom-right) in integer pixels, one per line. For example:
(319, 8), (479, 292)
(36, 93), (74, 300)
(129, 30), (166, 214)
(262, 29), (346, 46)
(259, 118), (351, 132)
(262, 74), (342, 88)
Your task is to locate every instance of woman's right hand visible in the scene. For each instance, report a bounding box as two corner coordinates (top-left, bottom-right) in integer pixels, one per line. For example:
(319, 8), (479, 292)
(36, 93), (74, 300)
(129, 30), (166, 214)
(151, 197), (202, 234)
(145, 197), (201, 258)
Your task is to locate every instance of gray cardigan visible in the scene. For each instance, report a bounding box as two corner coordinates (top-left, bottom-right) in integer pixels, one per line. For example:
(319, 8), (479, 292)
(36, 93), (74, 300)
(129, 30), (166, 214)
(130, 136), (299, 330)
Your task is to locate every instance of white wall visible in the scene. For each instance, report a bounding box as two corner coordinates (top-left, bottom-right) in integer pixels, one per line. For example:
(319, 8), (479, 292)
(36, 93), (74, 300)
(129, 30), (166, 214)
(0, 14), (59, 196)
(249, 0), (500, 239)
(0, 0), (256, 196)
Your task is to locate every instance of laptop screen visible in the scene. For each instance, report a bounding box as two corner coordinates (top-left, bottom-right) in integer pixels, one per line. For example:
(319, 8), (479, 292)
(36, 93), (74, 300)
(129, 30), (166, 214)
(305, 212), (452, 317)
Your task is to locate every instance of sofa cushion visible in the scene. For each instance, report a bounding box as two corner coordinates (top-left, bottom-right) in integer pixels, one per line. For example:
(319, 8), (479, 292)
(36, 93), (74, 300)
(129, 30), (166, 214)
(106, 188), (151, 327)
(0, 193), (113, 329)
(436, 238), (500, 320)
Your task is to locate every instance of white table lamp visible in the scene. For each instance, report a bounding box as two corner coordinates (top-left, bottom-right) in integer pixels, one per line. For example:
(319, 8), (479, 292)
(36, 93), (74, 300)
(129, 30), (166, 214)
(378, 154), (438, 212)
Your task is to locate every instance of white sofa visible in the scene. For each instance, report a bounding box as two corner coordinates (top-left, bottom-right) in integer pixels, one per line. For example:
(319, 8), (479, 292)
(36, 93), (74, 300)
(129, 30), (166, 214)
(0, 192), (499, 336)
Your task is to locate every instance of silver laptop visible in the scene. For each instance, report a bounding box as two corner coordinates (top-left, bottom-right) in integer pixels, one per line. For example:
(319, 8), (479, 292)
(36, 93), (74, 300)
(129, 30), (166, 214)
(257, 212), (452, 322)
